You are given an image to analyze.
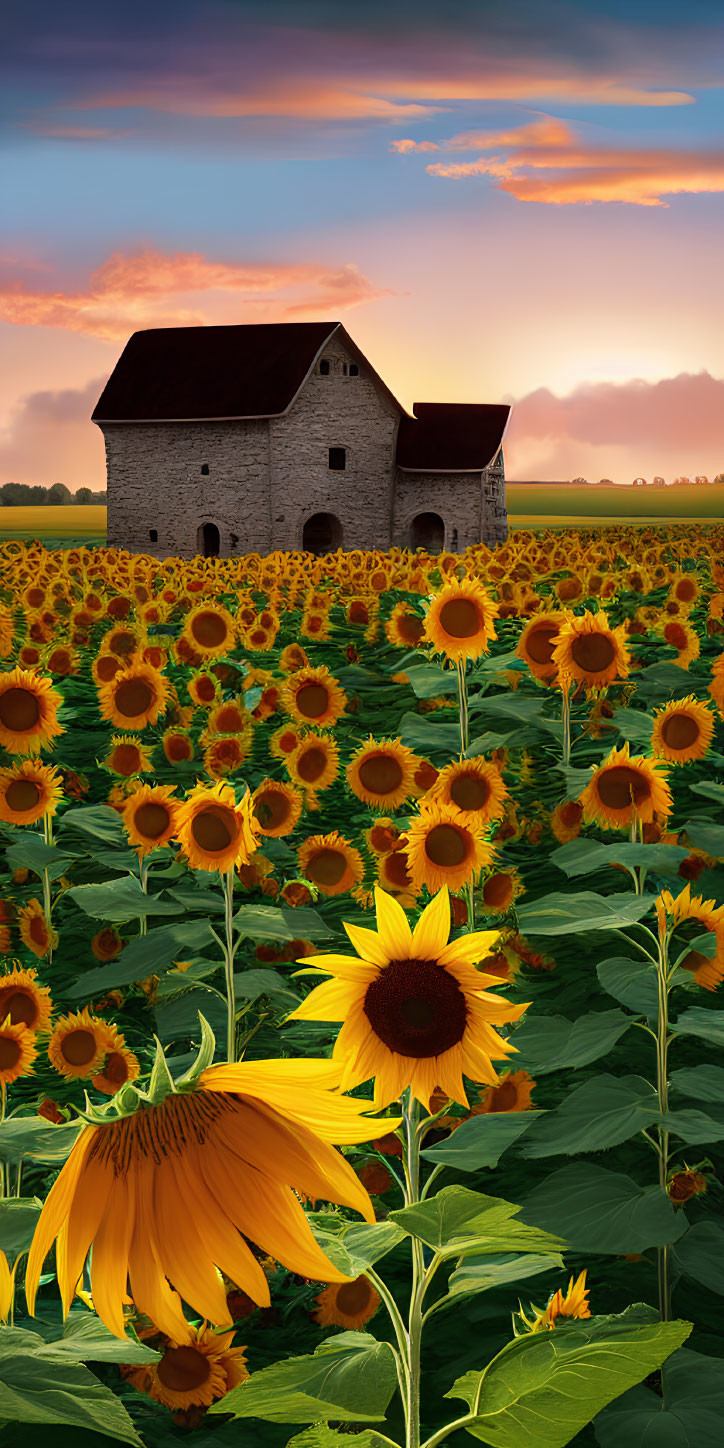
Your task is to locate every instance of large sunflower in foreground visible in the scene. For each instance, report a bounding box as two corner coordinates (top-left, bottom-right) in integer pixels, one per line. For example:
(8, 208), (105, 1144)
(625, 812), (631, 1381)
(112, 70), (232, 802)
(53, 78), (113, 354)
(284, 884), (530, 1112)
(651, 695), (715, 765)
(551, 610), (631, 690)
(423, 576), (499, 661)
(175, 781), (262, 873)
(578, 742), (672, 830)
(0, 666), (64, 756)
(25, 1055), (402, 1341)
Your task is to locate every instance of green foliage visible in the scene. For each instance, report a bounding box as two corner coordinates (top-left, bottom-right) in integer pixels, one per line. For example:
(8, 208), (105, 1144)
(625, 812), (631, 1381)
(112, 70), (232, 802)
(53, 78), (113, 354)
(420, 1111), (543, 1169)
(520, 1163), (689, 1255)
(208, 1331), (399, 1424)
(594, 1347), (724, 1446)
(516, 890), (653, 934)
(511, 1009), (633, 1075)
(388, 1185), (564, 1258)
(520, 1076), (660, 1158)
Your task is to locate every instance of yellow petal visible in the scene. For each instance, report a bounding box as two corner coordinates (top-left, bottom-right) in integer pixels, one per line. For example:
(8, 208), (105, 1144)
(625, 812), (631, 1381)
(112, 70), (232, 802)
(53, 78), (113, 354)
(437, 928), (501, 969)
(342, 920), (391, 967)
(410, 885), (450, 960)
(284, 977), (358, 1024)
(374, 886), (413, 959)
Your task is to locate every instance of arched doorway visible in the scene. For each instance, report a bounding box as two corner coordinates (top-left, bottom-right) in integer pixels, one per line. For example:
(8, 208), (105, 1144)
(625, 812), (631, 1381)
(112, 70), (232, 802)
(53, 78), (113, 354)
(198, 522), (220, 558)
(302, 512), (343, 555)
(409, 512), (445, 554)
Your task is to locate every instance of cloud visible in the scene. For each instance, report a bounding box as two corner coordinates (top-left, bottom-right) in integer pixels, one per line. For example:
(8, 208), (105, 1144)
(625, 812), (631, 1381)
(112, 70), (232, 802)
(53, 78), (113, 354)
(390, 138), (440, 153)
(0, 249), (398, 341)
(0, 376), (107, 487)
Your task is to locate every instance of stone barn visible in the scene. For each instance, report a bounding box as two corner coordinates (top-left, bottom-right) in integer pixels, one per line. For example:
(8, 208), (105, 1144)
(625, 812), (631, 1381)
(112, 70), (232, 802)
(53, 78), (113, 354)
(91, 321), (510, 558)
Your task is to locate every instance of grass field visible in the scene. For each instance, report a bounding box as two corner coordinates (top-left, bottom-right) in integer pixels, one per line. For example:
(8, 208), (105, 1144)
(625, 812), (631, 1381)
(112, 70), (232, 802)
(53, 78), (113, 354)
(0, 505), (106, 541)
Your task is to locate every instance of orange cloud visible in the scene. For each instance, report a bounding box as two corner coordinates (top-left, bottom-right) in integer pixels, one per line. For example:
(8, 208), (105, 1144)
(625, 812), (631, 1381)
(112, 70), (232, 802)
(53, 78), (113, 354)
(68, 83), (445, 123)
(0, 250), (397, 342)
(390, 138), (440, 153)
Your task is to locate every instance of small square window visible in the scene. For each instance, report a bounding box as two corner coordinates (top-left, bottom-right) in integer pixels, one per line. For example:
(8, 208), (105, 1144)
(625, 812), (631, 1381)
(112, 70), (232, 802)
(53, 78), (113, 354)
(201, 463), (209, 475)
(319, 359), (331, 375)
(149, 529), (158, 543)
(348, 363), (359, 377)
(328, 447), (346, 470)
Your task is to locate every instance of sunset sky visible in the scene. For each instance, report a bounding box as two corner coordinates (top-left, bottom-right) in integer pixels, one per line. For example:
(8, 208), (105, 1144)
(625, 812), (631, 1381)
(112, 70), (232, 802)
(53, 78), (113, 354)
(3, 0), (724, 487)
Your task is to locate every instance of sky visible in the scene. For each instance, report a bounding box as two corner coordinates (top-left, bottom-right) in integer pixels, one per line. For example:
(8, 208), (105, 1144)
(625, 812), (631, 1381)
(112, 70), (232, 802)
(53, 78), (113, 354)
(2, 0), (724, 486)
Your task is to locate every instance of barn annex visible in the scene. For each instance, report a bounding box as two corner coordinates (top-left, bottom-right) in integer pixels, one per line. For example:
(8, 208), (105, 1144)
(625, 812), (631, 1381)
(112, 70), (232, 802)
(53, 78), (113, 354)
(91, 321), (510, 559)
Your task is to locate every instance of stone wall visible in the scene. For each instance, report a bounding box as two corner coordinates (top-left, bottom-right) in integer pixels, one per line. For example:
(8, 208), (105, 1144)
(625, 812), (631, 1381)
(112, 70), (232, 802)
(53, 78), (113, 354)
(392, 465), (508, 551)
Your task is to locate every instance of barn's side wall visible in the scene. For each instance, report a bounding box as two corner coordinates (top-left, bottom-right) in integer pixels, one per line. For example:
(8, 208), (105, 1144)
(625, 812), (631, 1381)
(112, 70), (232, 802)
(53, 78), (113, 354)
(392, 455), (509, 550)
(269, 332), (399, 552)
(101, 420), (272, 559)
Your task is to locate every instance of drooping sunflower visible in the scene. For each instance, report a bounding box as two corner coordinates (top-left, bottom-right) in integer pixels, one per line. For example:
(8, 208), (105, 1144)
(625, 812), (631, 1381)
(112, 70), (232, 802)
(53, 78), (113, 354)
(346, 736), (418, 810)
(122, 784), (180, 857)
(286, 734), (340, 794)
(651, 696), (715, 765)
(0, 758), (63, 826)
(297, 832), (365, 897)
(47, 1007), (119, 1080)
(657, 882), (724, 990)
(252, 779), (303, 837)
(0, 1016), (37, 1086)
(516, 613), (566, 684)
(181, 603), (237, 659)
(579, 742), (672, 830)
(132, 1321), (250, 1411)
(377, 846), (419, 906)
(365, 817), (403, 856)
(92, 1041), (141, 1095)
(285, 884), (529, 1112)
(175, 781), (262, 874)
(280, 666), (348, 729)
(423, 576), (499, 661)
(0, 666), (64, 756)
(98, 662), (170, 731)
(551, 610), (631, 690)
(519, 1270), (591, 1334)
(279, 643), (310, 674)
(311, 1274), (381, 1329)
(0, 964), (53, 1033)
(404, 799), (495, 895)
(17, 899), (58, 960)
(428, 757), (509, 828)
(25, 1053), (402, 1341)
(409, 757), (440, 798)
(102, 735), (153, 777)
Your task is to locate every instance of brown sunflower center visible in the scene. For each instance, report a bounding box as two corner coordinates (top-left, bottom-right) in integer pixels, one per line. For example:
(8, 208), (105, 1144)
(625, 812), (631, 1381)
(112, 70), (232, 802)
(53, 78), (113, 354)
(0, 1036), (22, 1070)
(675, 578), (697, 601)
(363, 958), (467, 1058)
(191, 806), (235, 853)
(167, 735), (192, 760)
(449, 773), (490, 811)
(134, 801), (171, 839)
(664, 622), (687, 650)
(399, 613), (425, 643)
(482, 873), (514, 909)
(358, 755), (404, 795)
(438, 598), (481, 639)
(334, 1277), (373, 1315)
(661, 713), (700, 750)
(62, 1029), (98, 1065)
(0, 687), (40, 732)
(111, 631), (136, 657)
(297, 747), (328, 783)
(415, 761), (439, 791)
(570, 632), (617, 673)
(157, 1345), (211, 1392)
(216, 705), (245, 732)
(191, 611), (228, 648)
(5, 779), (42, 812)
(306, 848), (347, 886)
(383, 851), (412, 888)
(0, 989), (36, 1027)
(425, 824), (468, 867)
(596, 765), (652, 811)
(295, 682), (330, 719)
(525, 625), (559, 664)
(101, 1051), (132, 1087)
(115, 679), (154, 718)
(560, 801), (583, 828)
(487, 1079), (518, 1111)
(254, 790), (291, 829)
(30, 916), (48, 946)
(97, 655), (122, 682)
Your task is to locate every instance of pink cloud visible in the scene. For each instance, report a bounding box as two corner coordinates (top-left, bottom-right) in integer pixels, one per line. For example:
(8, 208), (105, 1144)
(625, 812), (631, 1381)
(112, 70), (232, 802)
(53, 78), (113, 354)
(0, 377), (107, 488)
(390, 138), (440, 153)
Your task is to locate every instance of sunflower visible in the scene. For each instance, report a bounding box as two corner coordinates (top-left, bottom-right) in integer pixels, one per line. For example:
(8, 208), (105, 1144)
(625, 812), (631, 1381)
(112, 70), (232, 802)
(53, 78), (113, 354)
(269, 724), (302, 760)
(384, 602), (426, 649)
(428, 757), (509, 828)
(162, 729), (195, 765)
(102, 735), (153, 777)
(0, 1016), (37, 1086)
(651, 696), (715, 764)
(311, 1274), (381, 1329)
(377, 846), (419, 904)
(404, 799), (495, 895)
(25, 1054), (402, 1341)
(100, 624), (142, 661)
(657, 882), (724, 990)
(470, 1069), (536, 1114)
(134, 1321), (249, 1411)
(122, 784), (179, 856)
(97, 662), (170, 732)
(660, 619), (700, 669)
(579, 742), (672, 831)
(92, 653), (125, 687)
(516, 613), (566, 684)
(252, 779), (303, 837)
(410, 757), (439, 798)
(182, 603), (236, 659)
(0, 758), (63, 825)
(286, 734), (340, 793)
(423, 576), (498, 661)
(668, 573), (700, 609)
(346, 736), (418, 810)
(284, 884), (529, 1112)
(203, 735), (251, 781)
(175, 781), (262, 873)
(0, 964), (53, 1033)
(551, 610), (631, 689)
(279, 644), (310, 674)
(519, 1271), (591, 1334)
(91, 928), (123, 962)
(280, 666), (348, 729)
(480, 868), (525, 915)
(47, 1008), (119, 1080)
(92, 1041), (141, 1095)
(549, 799), (584, 844)
(17, 899), (58, 960)
(365, 818), (403, 856)
(201, 698), (250, 739)
(297, 832), (365, 897)
(0, 666), (64, 755)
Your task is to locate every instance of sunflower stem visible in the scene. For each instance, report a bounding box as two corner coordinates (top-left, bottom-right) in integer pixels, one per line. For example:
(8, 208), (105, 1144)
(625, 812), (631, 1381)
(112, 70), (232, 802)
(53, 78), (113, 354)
(0, 1081), (6, 1198)
(402, 1090), (424, 1448)
(455, 657), (469, 757)
(365, 1264), (411, 1401)
(42, 812), (53, 964)
(221, 869), (238, 1063)
(561, 680), (572, 767)
(654, 926), (673, 1321)
(138, 854), (148, 937)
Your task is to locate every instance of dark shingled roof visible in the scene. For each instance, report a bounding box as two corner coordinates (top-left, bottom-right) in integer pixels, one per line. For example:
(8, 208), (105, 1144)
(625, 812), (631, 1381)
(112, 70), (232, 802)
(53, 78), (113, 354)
(396, 403), (510, 472)
(91, 322), (340, 421)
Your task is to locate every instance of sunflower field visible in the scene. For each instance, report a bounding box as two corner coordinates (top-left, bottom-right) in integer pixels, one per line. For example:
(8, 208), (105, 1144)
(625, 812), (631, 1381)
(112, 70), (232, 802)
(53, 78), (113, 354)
(2, 523), (724, 1448)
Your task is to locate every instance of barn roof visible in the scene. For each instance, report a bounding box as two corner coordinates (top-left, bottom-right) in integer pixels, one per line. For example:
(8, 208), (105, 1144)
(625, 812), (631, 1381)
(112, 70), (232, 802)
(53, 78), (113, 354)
(396, 403), (510, 472)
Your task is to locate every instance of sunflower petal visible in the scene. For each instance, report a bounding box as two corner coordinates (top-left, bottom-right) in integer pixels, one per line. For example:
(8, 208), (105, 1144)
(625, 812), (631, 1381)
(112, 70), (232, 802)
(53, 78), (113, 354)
(374, 886), (413, 958)
(437, 928), (501, 968)
(410, 885), (450, 960)
(342, 920), (391, 967)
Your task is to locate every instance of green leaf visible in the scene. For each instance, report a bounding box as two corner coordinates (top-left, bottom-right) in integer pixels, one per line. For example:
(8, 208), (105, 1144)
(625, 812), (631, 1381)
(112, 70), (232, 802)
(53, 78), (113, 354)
(0, 1352), (143, 1443)
(65, 875), (179, 921)
(511, 1009), (633, 1076)
(286, 1429), (401, 1448)
(445, 1309), (691, 1448)
(516, 890), (653, 935)
(154, 986), (228, 1046)
(64, 918), (216, 998)
(658, 1106), (724, 1145)
(388, 1186), (564, 1257)
(0, 1117), (83, 1164)
(208, 1331), (399, 1424)
(635, 661), (701, 699)
(27, 1311), (161, 1364)
(58, 805), (127, 845)
(520, 1076), (660, 1159)
(233, 968), (299, 1002)
(672, 1220), (724, 1295)
(520, 1163), (689, 1254)
(672, 1008), (724, 1047)
(550, 840), (689, 880)
(610, 707), (654, 744)
(689, 780), (724, 806)
(0, 1197), (43, 1260)
(232, 904), (310, 942)
(681, 821), (724, 858)
(307, 1220), (406, 1277)
(403, 662), (458, 698)
(445, 1253), (564, 1304)
(596, 957), (659, 1016)
(4, 838), (79, 881)
(420, 1112), (543, 1170)
(594, 1346), (724, 1447)
(670, 1064), (724, 1103)
(398, 711), (466, 756)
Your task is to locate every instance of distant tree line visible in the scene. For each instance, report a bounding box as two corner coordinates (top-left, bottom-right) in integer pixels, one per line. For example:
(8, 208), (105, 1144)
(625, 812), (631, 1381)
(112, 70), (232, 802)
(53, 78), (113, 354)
(0, 483), (107, 505)
(570, 476), (724, 488)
